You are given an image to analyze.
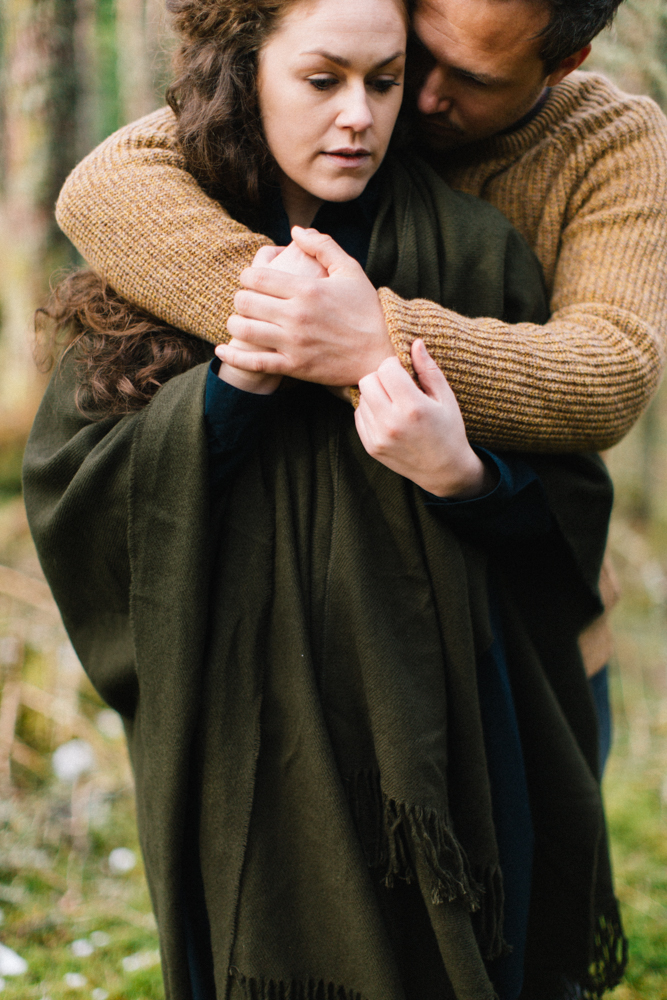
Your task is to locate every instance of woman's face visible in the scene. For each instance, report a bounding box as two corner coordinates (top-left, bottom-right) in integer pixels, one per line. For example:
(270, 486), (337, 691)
(258, 0), (406, 220)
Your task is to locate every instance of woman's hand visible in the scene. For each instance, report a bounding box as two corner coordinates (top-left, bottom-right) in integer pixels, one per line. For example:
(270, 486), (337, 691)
(355, 339), (497, 499)
(258, 240), (328, 278)
(215, 241), (327, 394)
(218, 227), (394, 386)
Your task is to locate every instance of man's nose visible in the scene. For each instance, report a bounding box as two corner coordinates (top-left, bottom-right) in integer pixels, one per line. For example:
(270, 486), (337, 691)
(417, 66), (451, 115)
(337, 86), (374, 133)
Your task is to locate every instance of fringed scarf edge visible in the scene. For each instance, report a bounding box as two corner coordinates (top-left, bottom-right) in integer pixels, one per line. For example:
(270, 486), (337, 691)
(580, 900), (628, 999)
(229, 969), (367, 1000)
(345, 768), (506, 961)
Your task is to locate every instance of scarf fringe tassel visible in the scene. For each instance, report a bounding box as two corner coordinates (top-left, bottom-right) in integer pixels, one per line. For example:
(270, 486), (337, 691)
(345, 769), (505, 960)
(580, 902), (629, 999)
(230, 970), (366, 1000)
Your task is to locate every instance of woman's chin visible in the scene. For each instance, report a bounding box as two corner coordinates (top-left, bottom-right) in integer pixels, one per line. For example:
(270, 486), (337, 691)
(308, 172), (376, 204)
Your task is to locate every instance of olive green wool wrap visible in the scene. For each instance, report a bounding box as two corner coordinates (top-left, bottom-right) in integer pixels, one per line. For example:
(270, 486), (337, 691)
(24, 153), (624, 1000)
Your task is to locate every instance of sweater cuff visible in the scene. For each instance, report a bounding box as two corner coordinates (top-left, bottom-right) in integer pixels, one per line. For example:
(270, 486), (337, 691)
(378, 287), (419, 378)
(378, 286), (461, 379)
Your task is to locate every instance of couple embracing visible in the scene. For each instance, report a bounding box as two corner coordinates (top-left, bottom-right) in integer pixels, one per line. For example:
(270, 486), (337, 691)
(24, 0), (667, 999)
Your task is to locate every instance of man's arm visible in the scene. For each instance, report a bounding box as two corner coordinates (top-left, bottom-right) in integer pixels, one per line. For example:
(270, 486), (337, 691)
(378, 292), (663, 452)
(56, 106), (666, 452)
(56, 108), (269, 343)
(386, 94), (667, 451)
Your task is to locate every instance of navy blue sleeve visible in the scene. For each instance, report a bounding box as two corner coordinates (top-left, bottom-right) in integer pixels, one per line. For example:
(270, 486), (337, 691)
(204, 358), (275, 491)
(423, 448), (552, 542)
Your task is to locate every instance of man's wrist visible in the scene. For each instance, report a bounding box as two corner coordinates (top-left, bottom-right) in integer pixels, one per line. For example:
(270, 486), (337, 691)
(354, 333), (396, 384)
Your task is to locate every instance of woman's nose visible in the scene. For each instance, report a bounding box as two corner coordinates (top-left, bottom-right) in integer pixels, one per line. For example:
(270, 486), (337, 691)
(336, 85), (374, 134)
(417, 66), (451, 115)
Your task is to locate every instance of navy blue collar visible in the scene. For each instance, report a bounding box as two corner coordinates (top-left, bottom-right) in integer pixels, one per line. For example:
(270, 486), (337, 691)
(498, 88), (551, 137)
(261, 168), (383, 270)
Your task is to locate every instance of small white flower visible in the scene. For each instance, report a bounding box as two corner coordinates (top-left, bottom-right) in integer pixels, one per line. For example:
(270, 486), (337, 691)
(108, 847), (137, 874)
(0, 944), (28, 976)
(91, 990), (109, 1000)
(96, 709), (124, 740)
(71, 938), (95, 957)
(121, 949), (160, 973)
(52, 740), (96, 783)
(0, 978), (5, 992)
(90, 931), (111, 948)
(63, 972), (87, 987)
(57, 643), (82, 676)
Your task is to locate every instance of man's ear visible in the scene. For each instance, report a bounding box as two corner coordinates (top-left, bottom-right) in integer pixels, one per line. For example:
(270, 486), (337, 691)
(545, 44), (591, 87)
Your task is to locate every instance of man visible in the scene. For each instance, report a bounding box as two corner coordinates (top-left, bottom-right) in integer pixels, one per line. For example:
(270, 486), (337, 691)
(56, 0), (667, 681)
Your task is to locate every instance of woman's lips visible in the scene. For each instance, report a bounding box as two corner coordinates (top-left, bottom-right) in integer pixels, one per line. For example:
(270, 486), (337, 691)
(322, 148), (371, 168)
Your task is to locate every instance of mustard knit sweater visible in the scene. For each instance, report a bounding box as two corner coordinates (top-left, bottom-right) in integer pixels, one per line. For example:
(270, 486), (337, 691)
(55, 71), (667, 452)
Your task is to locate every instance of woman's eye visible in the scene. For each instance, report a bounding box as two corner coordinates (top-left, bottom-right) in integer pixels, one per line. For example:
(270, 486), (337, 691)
(369, 78), (401, 94)
(308, 76), (338, 91)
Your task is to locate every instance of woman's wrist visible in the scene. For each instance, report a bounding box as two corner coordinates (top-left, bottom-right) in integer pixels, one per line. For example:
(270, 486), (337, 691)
(216, 338), (282, 395)
(427, 449), (499, 501)
(216, 362), (282, 395)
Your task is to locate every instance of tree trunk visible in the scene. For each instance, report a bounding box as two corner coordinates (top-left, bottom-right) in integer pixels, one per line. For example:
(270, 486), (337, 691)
(115, 0), (156, 124)
(0, 0), (78, 430)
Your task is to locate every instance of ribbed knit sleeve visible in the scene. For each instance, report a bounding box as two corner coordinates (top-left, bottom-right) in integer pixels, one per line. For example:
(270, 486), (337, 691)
(382, 74), (667, 452)
(379, 294), (663, 452)
(55, 75), (667, 452)
(55, 108), (270, 344)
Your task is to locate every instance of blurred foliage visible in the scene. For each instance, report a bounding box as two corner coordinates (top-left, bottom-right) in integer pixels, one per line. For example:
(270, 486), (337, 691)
(0, 0), (172, 425)
(588, 0), (667, 104)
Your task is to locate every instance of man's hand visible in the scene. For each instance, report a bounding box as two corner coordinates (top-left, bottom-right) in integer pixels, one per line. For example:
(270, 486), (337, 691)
(216, 241), (325, 394)
(355, 339), (497, 499)
(218, 226), (395, 386)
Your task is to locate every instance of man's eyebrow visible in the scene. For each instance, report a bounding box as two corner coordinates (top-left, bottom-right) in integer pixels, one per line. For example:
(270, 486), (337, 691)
(451, 65), (507, 86)
(302, 50), (405, 69)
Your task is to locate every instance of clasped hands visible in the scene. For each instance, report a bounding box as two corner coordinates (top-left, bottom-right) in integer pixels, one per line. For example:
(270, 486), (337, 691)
(216, 227), (494, 500)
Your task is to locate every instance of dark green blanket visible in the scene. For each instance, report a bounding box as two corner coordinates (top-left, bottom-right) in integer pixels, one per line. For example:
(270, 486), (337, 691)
(24, 153), (624, 1000)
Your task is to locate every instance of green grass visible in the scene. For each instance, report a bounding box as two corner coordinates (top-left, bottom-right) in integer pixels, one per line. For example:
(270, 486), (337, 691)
(0, 440), (24, 503)
(605, 752), (667, 1000)
(601, 510), (667, 1000)
(0, 785), (163, 999)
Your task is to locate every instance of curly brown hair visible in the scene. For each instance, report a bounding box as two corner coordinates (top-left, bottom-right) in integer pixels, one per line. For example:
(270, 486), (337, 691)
(41, 0), (409, 417)
(166, 0), (303, 221)
(36, 272), (211, 416)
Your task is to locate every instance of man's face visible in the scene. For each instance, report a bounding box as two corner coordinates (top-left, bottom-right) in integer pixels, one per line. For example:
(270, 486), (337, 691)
(412, 0), (558, 148)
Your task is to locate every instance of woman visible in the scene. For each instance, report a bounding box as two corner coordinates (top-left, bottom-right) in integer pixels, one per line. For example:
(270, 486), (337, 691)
(24, 0), (624, 998)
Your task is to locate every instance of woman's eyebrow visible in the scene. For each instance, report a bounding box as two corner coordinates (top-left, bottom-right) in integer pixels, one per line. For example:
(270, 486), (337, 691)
(301, 50), (405, 69)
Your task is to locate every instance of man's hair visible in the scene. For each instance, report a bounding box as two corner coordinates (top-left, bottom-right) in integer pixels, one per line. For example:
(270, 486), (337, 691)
(539, 0), (624, 73)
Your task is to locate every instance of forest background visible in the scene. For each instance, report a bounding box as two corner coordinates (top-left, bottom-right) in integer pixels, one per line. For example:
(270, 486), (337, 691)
(0, 0), (667, 998)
